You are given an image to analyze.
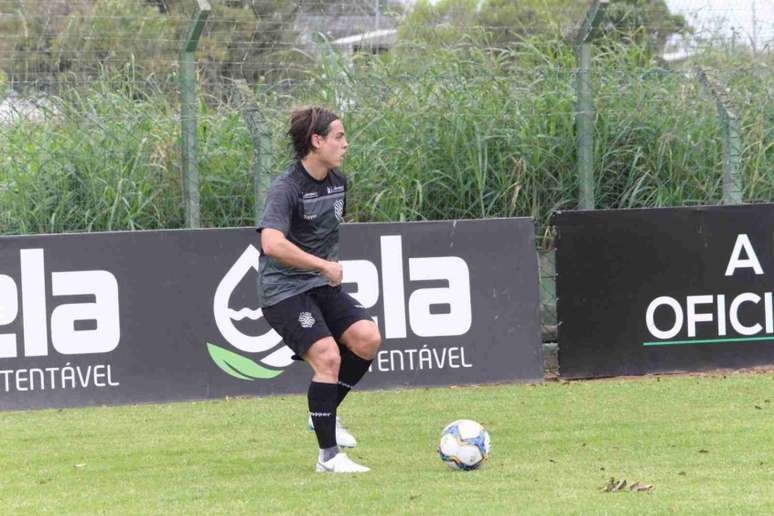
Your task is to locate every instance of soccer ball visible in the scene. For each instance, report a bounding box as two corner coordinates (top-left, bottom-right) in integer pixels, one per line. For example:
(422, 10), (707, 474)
(438, 419), (490, 470)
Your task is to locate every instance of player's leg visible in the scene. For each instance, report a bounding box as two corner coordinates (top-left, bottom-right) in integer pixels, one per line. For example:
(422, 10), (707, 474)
(337, 320), (381, 405)
(262, 291), (367, 471)
(304, 323), (380, 449)
(303, 337), (342, 460)
(263, 292), (368, 473)
(304, 338), (369, 473)
(302, 286), (380, 450)
(279, 290), (362, 448)
(314, 286), (382, 406)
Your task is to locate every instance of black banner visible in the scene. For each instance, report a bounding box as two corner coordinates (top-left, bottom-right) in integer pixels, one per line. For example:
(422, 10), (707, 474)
(0, 219), (542, 410)
(556, 204), (774, 378)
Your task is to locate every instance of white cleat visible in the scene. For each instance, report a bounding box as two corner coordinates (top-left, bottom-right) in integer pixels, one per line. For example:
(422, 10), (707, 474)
(316, 452), (370, 473)
(308, 415), (357, 448)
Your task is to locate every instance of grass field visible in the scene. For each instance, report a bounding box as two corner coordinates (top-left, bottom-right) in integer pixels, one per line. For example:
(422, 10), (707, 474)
(1, 372), (773, 515)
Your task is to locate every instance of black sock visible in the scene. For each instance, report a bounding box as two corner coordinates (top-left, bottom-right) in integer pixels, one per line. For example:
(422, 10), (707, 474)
(320, 446), (338, 462)
(308, 381), (338, 450)
(337, 347), (374, 407)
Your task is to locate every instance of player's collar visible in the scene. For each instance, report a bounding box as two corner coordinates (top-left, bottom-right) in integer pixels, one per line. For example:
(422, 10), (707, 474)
(296, 161), (331, 184)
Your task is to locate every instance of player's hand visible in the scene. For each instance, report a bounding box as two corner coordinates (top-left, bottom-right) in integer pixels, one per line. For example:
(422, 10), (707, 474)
(321, 261), (343, 286)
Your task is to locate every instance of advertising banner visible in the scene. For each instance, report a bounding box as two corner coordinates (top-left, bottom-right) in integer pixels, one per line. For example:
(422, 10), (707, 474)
(555, 204), (774, 378)
(0, 218), (542, 410)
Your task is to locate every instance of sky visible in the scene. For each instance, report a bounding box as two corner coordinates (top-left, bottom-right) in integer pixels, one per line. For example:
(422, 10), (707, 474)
(666, 0), (774, 48)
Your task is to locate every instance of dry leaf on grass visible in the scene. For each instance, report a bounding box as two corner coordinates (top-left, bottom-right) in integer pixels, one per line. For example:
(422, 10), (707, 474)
(600, 477), (654, 493)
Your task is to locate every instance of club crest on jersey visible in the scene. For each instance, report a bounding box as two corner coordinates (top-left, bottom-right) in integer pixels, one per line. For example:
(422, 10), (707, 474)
(334, 199), (344, 222)
(298, 312), (316, 328)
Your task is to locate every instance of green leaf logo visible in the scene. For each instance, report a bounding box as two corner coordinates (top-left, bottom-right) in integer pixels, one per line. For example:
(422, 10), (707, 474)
(207, 343), (284, 380)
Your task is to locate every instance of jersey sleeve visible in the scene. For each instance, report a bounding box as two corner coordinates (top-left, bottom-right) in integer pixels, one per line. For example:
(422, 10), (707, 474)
(257, 178), (296, 235)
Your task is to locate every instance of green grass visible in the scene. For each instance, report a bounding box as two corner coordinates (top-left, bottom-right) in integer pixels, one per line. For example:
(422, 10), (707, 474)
(1, 372), (773, 514)
(1, 35), (771, 237)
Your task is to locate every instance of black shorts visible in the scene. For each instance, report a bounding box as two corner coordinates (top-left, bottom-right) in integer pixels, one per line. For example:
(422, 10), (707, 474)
(261, 285), (372, 361)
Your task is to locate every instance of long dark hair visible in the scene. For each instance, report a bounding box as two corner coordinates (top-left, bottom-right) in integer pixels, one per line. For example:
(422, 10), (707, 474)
(287, 106), (339, 160)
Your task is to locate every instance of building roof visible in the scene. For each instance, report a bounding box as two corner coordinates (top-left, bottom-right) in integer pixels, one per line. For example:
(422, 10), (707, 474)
(332, 29), (398, 47)
(295, 15), (396, 44)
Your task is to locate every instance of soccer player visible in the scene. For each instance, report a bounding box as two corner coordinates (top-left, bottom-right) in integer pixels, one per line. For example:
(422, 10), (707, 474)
(257, 107), (382, 473)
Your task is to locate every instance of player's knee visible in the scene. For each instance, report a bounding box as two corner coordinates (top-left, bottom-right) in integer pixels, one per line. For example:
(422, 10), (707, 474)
(367, 329), (382, 355)
(356, 326), (382, 360)
(319, 347), (341, 376)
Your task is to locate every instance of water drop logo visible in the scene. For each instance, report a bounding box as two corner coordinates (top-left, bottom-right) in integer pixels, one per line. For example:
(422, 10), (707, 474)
(207, 245), (294, 380)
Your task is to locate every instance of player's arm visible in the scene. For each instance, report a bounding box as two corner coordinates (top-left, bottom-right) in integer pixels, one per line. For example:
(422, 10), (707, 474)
(260, 228), (342, 286)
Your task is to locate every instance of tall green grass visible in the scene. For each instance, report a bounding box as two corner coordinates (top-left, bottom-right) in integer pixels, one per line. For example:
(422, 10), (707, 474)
(0, 35), (771, 236)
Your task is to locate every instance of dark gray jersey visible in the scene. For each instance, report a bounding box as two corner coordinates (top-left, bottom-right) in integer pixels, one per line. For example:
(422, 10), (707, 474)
(256, 162), (347, 307)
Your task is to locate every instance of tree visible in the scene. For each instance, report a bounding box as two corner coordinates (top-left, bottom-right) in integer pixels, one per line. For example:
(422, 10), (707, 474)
(398, 0), (482, 44)
(597, 0), (689, 55)
(400, 0), (688, 52)
(0, 0), (306, 94)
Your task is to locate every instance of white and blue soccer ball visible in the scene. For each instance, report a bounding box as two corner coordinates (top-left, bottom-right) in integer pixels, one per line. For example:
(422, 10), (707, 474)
(438, 419), (491, 470)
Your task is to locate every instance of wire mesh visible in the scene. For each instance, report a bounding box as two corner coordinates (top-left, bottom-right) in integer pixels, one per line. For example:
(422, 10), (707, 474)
(0, 1), (772, 343)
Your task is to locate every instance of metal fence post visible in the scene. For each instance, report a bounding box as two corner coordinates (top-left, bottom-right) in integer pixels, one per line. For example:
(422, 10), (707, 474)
(233, 80), (272, 221)
(255, 115), (273, 218)
(574, 0), (608, 210)
(697, 68), (743, 205)
(179, 0), (211, 228)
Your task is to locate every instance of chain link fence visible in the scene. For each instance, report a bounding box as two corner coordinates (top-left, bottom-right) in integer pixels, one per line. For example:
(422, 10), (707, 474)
(1, 1), (773, 355)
